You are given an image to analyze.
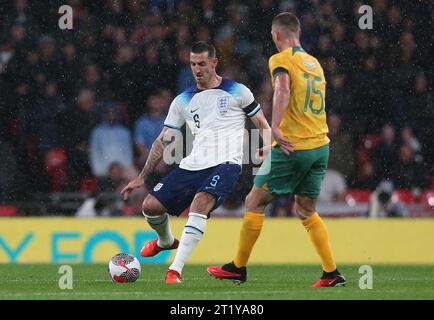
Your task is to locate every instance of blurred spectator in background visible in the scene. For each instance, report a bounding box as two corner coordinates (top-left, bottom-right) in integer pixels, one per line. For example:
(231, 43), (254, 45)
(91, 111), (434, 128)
(0, 1), (432, 214)
(327, 114), (355, 182)
(64, 88), (99, 188)
(98, 162), (144, 214)
(400, 126), (421, 155)
(214, 3), (250, 67)
(392, 144), (429, 191)
(99, 162), (127, 193)
(318, 169), (348, 204)
(0, 139), (18, 201)
(75, 191), (125, 217)
(268, 197), (292, 217)
(353, 162), (377, 190)
(58, 42), (81, 104)
(176, 45), (196, 93)
(0, 41), (15, 74)
(373, 124), (399, 185)
(34, 81), (66, 156)
(369, 181), (408, 218)
(134, 92), (168, 186)
(109, 44), (137, 109)
(37, 35), (59, 81)
(299, 11), (320, 54)
(10, 22), (28, 59)
(89, 102), (133, 177)
(79, 63), (109, 102)
(130, 43), (169, 119)
(326, 73), (349, 118)
(407, 72), (434, 171)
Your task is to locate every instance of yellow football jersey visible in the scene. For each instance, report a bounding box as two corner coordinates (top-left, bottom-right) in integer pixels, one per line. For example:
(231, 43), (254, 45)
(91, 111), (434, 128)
(269, 46), (329, 150)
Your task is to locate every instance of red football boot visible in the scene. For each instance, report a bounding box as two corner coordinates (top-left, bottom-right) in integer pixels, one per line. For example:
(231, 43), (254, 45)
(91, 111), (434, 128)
(311, 270), (346, 287)
(140, 238), (179, 257)
(207, 261), (247, 284)
(165, 269), (182, 284)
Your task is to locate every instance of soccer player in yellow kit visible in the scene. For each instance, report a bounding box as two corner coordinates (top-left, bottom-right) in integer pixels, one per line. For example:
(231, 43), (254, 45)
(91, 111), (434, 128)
(207, 12), (346, 287)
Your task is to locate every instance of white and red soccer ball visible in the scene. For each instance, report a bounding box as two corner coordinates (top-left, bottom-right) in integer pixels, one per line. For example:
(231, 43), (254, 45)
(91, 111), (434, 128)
(108, 253), (141, 283)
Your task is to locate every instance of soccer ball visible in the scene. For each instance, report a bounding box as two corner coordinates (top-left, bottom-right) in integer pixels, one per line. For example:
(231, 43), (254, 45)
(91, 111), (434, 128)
(108, 253), (141, 283)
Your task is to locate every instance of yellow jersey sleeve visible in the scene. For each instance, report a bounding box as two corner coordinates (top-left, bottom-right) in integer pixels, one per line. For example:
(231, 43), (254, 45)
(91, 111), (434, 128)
(268, 53), (291, 89)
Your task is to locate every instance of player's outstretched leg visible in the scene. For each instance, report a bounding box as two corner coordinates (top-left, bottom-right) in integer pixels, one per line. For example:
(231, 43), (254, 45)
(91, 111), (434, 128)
(207, 186), (274, 284)
(295, 195), (346, 287)
(141, 194), (179, 257)
(166, 212), (207, 283)
(166, 192), (214, 284)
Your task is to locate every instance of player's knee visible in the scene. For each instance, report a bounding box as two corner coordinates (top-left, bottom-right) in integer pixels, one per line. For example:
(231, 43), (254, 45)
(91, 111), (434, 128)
(142, 195), (165, 216)
(191, 192), (216, 214)
(245, 193), (256, 211)
(245, 192), (265, 212)
(294, 202), (315, 219)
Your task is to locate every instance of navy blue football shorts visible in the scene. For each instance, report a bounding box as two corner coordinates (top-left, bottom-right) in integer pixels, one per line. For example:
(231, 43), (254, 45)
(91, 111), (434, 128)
(150, 162), (242, 217)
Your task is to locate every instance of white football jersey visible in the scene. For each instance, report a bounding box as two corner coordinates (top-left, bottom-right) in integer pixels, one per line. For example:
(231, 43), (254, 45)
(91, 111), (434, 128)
(164, 79), (261, 171)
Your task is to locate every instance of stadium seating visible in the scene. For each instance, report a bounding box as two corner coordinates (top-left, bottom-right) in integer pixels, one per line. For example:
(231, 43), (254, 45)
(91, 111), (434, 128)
(79, 177), (99, 194)
(345, 189), (371, 206)
(123, 207), (136, 216)
(44, 148), (68, 192)
(392, 189), (415, 204)
(420, 190), (434, 207)
(356, 134), (383, 164)
(0, 205), (17, 216)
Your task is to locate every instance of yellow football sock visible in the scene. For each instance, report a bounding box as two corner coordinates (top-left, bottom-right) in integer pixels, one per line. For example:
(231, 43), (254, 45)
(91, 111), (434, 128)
(302, 212), (337, 273)
(234, 211), (264, 268)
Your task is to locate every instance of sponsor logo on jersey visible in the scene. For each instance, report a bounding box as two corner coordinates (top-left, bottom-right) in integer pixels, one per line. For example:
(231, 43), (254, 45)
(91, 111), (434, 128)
(153, 183), (164, 192)
(303, 60), (317, 69)
(217, 96), (229, 114)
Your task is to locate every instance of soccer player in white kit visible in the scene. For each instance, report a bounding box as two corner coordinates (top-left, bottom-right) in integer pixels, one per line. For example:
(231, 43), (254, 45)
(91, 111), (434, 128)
(121, 42), (271, 283)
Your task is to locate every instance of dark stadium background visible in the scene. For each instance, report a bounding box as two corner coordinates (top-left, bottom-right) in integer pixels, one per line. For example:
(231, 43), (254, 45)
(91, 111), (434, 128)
(0, 0), (432, 217)
(0, 1), (433, 303)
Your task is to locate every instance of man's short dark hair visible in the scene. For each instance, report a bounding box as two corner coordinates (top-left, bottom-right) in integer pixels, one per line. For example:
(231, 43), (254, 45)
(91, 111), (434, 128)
(191, 41), (216, 58)
(272, 12), (300, 33)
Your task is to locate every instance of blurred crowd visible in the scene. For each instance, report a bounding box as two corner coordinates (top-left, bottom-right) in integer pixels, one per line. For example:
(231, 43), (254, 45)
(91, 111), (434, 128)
(0, 0), (432, 215)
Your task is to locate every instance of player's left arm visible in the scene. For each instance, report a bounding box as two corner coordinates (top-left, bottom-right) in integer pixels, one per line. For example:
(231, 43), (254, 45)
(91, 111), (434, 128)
(249, 110), (273, 160)
(240, 87), (270, 139)
(240, 86), (278, 160)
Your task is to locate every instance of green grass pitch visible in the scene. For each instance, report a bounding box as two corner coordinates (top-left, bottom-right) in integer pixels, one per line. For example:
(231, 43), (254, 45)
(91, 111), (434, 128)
(1, 264), (433, 300)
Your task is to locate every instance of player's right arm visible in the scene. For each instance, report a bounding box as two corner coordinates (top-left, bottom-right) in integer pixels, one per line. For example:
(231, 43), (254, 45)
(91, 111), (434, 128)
(121, 126), (176, 200)
(271, 72), (293, 154)
(121, 95), (185, 200)
(268, 54), (293, 154)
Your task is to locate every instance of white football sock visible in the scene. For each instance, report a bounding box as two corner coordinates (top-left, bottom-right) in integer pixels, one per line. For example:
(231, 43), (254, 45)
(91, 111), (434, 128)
(169, 213), (207, 274)
(143, 212), (175, 248)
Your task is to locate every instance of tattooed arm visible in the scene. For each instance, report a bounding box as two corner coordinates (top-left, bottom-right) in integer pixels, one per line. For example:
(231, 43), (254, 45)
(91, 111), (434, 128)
(121, 127), (175, 200)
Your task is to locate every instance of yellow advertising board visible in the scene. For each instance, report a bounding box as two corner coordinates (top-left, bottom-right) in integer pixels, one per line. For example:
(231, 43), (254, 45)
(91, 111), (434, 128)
(0, 217), (433, 264)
